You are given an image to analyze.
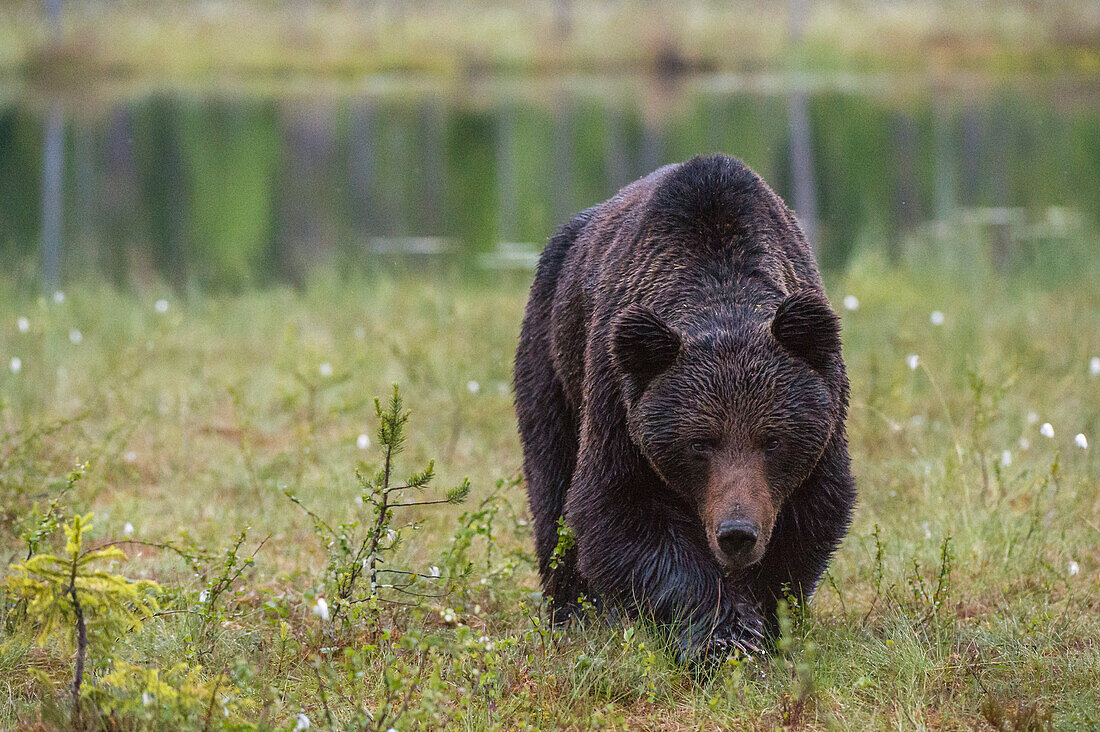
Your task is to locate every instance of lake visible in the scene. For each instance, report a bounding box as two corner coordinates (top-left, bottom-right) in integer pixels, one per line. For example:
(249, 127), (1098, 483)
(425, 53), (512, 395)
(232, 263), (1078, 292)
(2, 73), (1098, 291)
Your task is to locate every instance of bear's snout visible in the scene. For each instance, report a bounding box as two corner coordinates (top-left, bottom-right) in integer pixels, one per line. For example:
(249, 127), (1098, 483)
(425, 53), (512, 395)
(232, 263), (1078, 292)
(703, 457), (774, 570)
(709, 512), (769, 570)
(716, 519), (759, 562)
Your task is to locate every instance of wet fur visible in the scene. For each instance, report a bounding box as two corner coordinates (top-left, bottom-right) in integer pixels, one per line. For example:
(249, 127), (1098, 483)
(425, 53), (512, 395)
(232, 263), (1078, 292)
(514, 154), (856, 661)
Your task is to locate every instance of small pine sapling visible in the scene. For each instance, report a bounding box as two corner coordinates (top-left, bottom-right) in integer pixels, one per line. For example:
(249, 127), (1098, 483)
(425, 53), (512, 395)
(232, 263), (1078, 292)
(6, 512), (159, 724)
(285, 385), (470, 630)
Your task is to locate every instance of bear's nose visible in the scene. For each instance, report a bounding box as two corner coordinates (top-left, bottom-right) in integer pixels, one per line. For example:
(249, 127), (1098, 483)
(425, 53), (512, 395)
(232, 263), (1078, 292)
(716, 519), (759, 560)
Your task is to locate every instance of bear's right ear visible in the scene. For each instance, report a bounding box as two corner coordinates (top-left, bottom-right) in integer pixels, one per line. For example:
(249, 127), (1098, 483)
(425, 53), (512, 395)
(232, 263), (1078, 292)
(612, 304), (682, 400)
(770, 289), (842, 373)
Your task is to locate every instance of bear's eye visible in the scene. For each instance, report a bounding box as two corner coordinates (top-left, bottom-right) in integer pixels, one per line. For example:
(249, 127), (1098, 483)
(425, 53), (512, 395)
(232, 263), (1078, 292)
(689, 441), (714, 456)
(763, 437), (782, 453)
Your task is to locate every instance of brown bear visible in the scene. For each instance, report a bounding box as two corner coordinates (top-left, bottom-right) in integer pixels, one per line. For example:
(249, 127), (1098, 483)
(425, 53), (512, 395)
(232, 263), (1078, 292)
(513, 154), (856, 663)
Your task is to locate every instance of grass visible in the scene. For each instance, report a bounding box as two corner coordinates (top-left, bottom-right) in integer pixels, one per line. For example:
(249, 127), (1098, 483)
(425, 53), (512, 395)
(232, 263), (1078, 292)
(1, 241), (1099, 729)
(3, 0), (1100, 88)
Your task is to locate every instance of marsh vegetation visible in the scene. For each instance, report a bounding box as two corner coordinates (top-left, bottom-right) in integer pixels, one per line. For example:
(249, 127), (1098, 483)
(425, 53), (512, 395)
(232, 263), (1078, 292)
(2, 233), (1098, 728)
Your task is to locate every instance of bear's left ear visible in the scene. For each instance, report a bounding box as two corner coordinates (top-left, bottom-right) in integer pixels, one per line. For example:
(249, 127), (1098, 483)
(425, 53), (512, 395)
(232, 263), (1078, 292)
(612, 304), (682, 401)
(770, 289), (842, 373)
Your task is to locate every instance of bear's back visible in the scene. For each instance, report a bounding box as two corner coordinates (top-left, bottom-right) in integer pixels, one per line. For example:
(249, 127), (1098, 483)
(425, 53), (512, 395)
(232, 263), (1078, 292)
(547, 154), (822, 412)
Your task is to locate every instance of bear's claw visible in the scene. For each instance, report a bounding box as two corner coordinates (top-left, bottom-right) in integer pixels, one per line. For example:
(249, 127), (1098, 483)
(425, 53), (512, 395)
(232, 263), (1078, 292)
(674, 600), (767, 668)
(705, 601), (767, 662)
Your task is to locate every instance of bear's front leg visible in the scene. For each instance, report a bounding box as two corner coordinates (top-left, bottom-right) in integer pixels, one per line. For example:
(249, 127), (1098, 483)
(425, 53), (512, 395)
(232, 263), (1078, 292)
(674, 589), (766, 667)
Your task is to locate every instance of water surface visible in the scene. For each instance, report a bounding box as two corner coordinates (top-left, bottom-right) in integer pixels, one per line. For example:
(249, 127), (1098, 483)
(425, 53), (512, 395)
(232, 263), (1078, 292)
(2, 74), (1097, 291)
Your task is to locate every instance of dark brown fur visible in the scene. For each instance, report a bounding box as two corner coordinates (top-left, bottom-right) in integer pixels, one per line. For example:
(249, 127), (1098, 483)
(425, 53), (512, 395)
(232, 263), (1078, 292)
(514, 155), (856, 663)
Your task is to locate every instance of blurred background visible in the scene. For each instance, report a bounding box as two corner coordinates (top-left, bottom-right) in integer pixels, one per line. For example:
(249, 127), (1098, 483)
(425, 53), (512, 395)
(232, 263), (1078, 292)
(1, 0), (1099, 292)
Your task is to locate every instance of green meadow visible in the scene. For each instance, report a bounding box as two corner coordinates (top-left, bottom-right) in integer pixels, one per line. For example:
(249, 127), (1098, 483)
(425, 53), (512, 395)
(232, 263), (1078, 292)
(1, 230), (1098, 728)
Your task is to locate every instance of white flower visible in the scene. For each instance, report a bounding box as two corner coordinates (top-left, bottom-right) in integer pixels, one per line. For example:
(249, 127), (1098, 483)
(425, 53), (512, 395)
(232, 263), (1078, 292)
(17, 316), (29, 333)
(155, 299), (169, 314)
(123, 522), (134, 538)
(929, 310), (945, 326)
(9, 357), (21, 374)
(142, 692), (153, 706)
(318, 362), (333, 378)
(385, 529), (398, 543)
(1075, 433), (1089, 449)
(922, 521), (932, 540)
(1068, 561), (1080, 576)
(1091, 357), (1100, 376)
(198, 589), (208, 603)
(1018, 437), (1030, 450)
(466, 380), (480, 394)
(1000, 450), (1012, 467)
(69, 329), (82, 345)
(123, 450), (137, 463)
(843, 295), (859, 311)
(295, 712), (311, 730)
(356, 433), (371, 450)
(354, 327), (366, 340)
(53, 291), (65, 304)
(1027, 412), (1040, 424)
(312, 596), (330, 621)
(1040, 423), (1055, 439)
(428, 566), (441, 578)
(906, 354), (920, 371)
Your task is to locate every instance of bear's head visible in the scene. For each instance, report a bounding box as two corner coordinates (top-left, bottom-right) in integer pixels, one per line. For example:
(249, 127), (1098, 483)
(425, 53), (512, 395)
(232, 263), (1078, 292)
(612, 290), (844, 572)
